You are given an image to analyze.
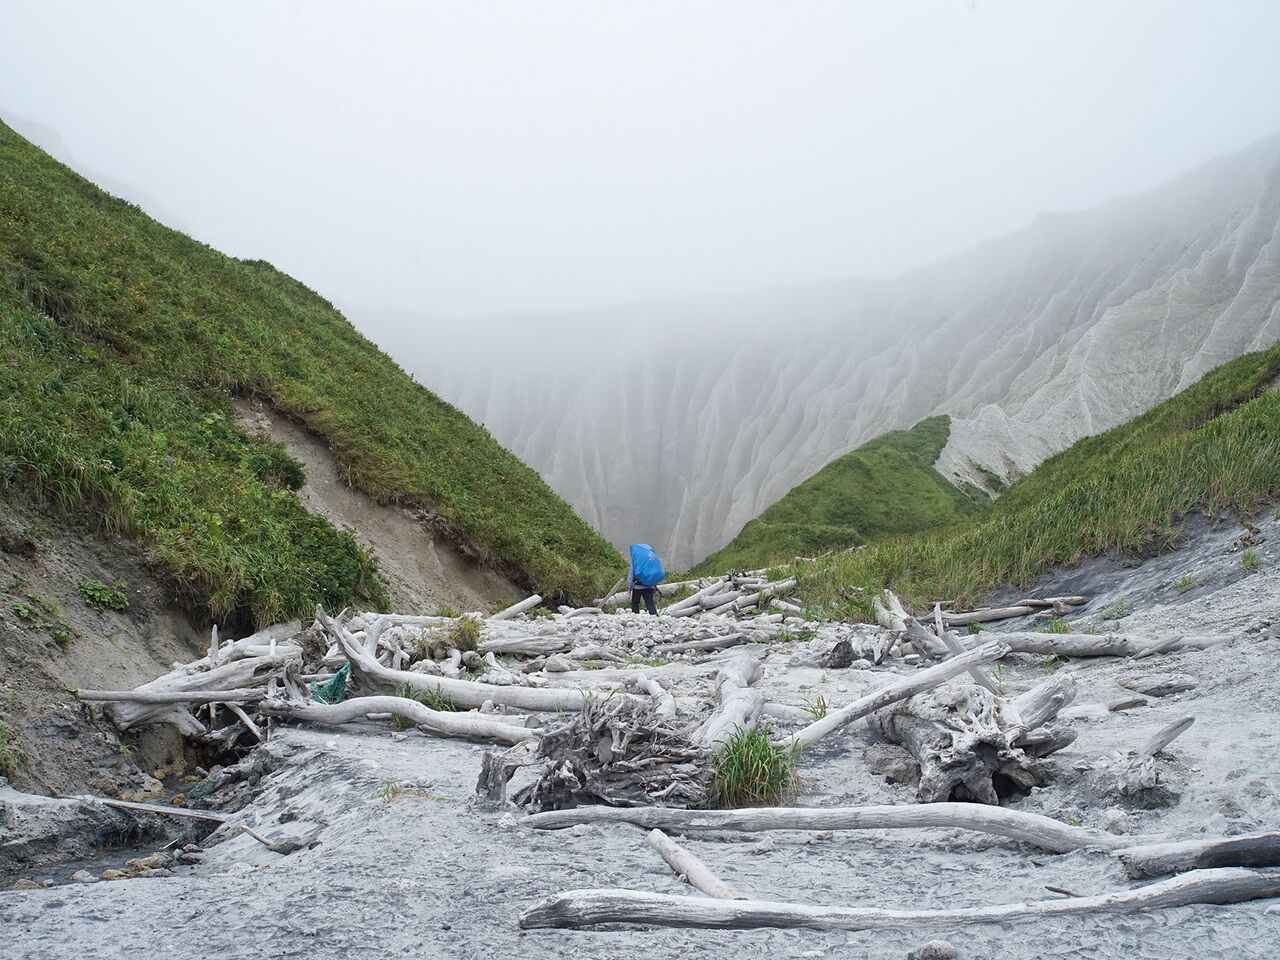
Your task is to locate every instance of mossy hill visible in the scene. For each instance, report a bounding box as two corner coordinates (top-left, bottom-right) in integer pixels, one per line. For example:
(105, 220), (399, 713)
(695, 416), (986, 573)
(0, 120), (620, 624)
(795, 340), (1280, 614)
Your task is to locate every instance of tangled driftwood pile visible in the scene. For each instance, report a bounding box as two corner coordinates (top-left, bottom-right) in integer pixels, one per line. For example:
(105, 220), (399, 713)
(74, 578), (1280, 933)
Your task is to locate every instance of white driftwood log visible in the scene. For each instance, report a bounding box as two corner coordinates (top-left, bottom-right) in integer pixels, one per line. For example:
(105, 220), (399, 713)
(933, 603), (1000, 693)
(77, 688), (266, 705)
(519, 868), (1280, 930)
(318, 606), (596, 711)
(259, 695), (533, 745)
(523, 801), (1124, 853)
(646, 829), (742, 899)
(630, 674), (677, 718)
(654, 634), (745, 655)
(1115, 831), (1280, 878)
(943, 605), (1040, 625)
(779, 640), (1010, 750)
(491, 595), (543, 621)
(699, 655), (763, 747)
(963, 631), (1221, 658)
(478, 636), (572, 657)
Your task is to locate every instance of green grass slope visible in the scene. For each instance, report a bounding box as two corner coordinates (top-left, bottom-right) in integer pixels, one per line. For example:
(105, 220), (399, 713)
(797, 340), (1280, 613)
(695, 416), (986, 572)
(0, 120), (619, 623)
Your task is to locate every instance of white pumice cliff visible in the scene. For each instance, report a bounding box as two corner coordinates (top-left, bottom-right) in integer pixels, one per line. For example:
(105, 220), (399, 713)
(412, 134), (1280, 567)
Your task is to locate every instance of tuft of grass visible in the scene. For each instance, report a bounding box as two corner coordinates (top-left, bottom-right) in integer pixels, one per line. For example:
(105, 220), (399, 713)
(1099, 599), (1133, 621)
(0, 722), (20, 775)
(1170, 574), (1204, 593)
(50, 627), (71, 649)
(1241, 550), (1261, 573)
(79, 579), (129, 612)
(11, 602), (36, 625)
(695, 417), (988, 572)
(966, 621), (984, 635)
(802, 695), (828, 721)
(0, 119), (619, 624)
(396, 681), (457, 715)
(1041, 655), (1068, 673)
(448, 616), (482, 653)
(711, 726), (799, 807)
(1041, 618), (1071, 634)
(375, 780), (435, 804)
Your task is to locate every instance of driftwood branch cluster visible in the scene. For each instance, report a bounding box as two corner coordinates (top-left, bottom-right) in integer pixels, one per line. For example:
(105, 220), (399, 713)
(75, 572), (1270, 941)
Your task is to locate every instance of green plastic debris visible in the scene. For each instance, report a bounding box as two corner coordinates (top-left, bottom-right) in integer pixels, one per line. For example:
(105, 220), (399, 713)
(310, 662), (350, 704)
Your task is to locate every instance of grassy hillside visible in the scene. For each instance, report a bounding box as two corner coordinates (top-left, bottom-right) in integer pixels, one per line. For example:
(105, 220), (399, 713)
(696, 416), (986, 572)
(0, 120), (619, 623)
(797, 340), (1280, 613)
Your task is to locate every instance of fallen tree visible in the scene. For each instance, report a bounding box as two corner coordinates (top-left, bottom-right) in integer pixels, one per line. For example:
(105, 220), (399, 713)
(522, 800), (1125, 854)
(519, 867), (1280, 931)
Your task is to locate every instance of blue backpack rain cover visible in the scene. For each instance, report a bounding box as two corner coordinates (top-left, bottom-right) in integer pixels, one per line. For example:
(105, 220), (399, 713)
(629, 543), (666, 588)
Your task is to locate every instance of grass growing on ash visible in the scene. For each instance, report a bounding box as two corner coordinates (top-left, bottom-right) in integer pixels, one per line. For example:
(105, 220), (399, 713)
(792, 339), (1280, 613)
(0, 721), (21, 776)
(0, 120), (619, 624)
(389, 682), (458, 730)
(711, 727), (799, 807)
(1241, 550), (1261, 573)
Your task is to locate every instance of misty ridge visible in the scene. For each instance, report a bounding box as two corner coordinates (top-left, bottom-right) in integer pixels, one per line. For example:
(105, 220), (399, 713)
(386, 132), (1280, 567)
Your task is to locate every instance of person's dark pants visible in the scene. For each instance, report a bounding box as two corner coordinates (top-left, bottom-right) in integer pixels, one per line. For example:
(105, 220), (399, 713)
(631, 588), (658, 615)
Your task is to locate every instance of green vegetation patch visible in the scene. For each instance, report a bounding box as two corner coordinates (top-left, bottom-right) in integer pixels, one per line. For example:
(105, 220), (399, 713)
(696, 416), (986, 572)
(0, 121), (618, 623)
(711, 726), (798, 807)
(796, 339), (1280, 610)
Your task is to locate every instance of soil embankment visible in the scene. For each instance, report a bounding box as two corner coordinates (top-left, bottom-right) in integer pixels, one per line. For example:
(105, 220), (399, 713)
(234, 398), (519, 614)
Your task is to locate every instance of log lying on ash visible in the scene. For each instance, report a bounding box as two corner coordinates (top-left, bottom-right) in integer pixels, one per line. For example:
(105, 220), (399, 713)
(259, 695), (533, 745)
(942, 597), (1087, 626)
(477, 636), (572, 657)
(508, 695), (711, 811)
(698, 655), (763, 747)
(866, 680), (1050, 804)
(523, 801), (1125, 854)
(519, 868), (1280, 931)
(77, 688), (267, 705)
(1115, 831), (1280, 878)
(653, 633), (746, 655)
(317, 606), (597, 712)
(491, 594), (543, 621)
(646, 829), (743, 899)
(778, 640), (1009, 751)
(962, 631), (1222, 658)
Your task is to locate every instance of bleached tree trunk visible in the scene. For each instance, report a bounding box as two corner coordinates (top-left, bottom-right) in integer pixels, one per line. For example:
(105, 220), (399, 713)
(518, 868), (1280, 931)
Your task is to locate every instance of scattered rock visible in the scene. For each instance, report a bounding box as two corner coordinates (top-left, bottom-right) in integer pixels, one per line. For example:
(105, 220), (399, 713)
(908, 940), (957, 960)
(99, 869), (127, 881)
(819, 639), (854, 669)
(70, 870), (97, 884)
(10, 878), (41, 890)
(1102, 808), (1133, 834)
(1118, 674), (1197, 698)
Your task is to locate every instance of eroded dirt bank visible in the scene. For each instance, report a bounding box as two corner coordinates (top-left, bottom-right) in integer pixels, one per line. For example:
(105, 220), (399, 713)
(234, 397), (520, 614)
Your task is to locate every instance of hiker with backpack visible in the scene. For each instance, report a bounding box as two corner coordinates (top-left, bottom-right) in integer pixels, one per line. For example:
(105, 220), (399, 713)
(627, 542), (666, 615)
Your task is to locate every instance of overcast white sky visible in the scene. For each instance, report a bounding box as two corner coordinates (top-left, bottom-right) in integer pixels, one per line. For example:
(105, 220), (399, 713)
(3, 1), (1280, 322)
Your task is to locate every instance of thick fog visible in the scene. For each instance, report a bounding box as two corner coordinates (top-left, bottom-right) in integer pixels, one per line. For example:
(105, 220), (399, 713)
(3, 1), (1280, 327)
